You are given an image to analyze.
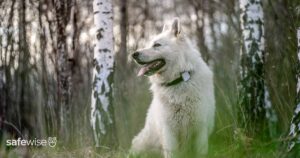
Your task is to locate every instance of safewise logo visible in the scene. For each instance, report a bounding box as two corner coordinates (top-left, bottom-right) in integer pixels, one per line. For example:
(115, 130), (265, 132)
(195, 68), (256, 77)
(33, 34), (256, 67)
(6, 137), (57, 147)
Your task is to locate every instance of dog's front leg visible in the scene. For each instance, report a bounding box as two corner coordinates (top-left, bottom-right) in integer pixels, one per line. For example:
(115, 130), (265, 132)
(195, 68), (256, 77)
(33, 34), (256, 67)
(161, 127), (177, 158)
(195, 127), (209, 157)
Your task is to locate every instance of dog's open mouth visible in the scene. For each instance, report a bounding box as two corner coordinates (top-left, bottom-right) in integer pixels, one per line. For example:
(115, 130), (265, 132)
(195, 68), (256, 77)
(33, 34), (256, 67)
(137, 59), (165, 76)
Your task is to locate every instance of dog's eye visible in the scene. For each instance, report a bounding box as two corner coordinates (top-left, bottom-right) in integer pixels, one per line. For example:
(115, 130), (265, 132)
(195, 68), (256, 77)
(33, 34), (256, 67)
(153, 43), (161, 48)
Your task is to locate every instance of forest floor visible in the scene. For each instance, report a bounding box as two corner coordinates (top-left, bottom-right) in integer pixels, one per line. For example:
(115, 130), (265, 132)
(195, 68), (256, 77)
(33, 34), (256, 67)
(1, 136), (286, 158)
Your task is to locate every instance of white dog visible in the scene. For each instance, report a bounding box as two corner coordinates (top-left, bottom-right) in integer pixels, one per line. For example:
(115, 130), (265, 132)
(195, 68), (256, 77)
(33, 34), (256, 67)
(130, 18), (215, 158)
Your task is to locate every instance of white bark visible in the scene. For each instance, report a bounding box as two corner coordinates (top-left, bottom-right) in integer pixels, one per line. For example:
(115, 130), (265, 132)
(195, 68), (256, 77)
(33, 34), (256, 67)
(91, 0), (115, 147)
(240, 0), (264, 61)
(264, 86), (277, 122)
(239, 0), (277, 131)
(287, 28), (300, 151)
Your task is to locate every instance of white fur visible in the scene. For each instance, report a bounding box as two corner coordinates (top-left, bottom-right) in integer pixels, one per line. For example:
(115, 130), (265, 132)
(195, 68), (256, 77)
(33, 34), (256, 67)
(131, 18), (215, 158)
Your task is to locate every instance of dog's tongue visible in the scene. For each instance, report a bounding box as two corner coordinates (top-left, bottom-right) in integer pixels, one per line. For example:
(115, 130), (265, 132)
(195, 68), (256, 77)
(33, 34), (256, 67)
(138, 67), (149, 76)
(137, 62), (157, 76)
(137, 60), (163, 76)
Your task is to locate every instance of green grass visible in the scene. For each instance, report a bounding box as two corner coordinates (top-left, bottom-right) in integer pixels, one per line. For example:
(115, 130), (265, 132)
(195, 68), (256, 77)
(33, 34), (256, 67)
(0, 122), (291, 158)
(1, 55), (297, 158)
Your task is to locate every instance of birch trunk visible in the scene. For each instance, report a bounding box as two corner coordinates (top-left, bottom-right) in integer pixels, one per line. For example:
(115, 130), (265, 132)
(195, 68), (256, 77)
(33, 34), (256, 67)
(91, 0), (117, 148)
(287, 28), (300, 152)
(239, 0), (277, 135)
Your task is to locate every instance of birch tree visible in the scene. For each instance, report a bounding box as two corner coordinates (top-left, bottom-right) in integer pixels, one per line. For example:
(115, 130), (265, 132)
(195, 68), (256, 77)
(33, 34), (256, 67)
(91, 0), (117, 148)
(239, 0), (277, 135)
(287, 28), (300, 153)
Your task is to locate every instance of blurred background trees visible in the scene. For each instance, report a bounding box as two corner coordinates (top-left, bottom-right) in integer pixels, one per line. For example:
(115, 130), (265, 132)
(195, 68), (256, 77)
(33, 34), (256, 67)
(54, 0), (72, 143)
(0, 0), (299, 157)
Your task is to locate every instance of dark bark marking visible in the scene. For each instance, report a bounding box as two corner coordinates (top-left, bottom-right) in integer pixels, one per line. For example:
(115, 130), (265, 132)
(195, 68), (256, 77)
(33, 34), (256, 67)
(96, 65), (100, 73)
(101, 82), (105, 93)
(99, 48), (111, 53)
(93, 59), (98, 66)
(96, 28), (104, 40)
(102, 11), (111, 14)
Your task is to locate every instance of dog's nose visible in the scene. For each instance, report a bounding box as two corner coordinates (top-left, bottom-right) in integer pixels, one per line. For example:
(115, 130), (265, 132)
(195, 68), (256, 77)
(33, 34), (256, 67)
(132, 52), (140, 59)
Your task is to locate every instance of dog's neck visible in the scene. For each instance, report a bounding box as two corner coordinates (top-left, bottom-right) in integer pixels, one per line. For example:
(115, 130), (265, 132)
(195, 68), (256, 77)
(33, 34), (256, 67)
(161, 71), (192, 87)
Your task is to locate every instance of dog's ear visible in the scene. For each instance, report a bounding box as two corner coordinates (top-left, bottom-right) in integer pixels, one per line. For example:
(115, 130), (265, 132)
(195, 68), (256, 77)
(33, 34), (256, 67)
(171, 18), (181, 37)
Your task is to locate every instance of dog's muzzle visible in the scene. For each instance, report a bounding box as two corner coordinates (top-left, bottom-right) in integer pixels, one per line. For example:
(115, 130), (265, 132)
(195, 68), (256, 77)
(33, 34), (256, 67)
(131, 51), (165, 77)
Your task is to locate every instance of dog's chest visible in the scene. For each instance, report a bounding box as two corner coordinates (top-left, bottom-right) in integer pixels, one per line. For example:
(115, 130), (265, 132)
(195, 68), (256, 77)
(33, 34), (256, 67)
(163, 95), (198, 128)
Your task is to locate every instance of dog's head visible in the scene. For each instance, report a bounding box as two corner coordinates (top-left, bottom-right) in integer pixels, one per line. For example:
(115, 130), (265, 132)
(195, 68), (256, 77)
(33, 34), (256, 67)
(132, 18), (193, 81)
